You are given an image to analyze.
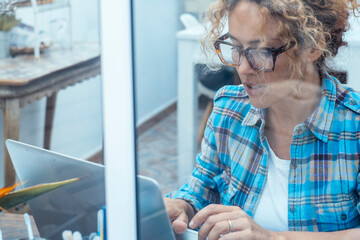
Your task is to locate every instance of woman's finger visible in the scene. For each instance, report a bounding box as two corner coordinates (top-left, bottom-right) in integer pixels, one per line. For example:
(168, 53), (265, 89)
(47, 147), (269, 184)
(218, 217), (272, 240)
(172, 211), (189, 234)
(164, 198), (194, 234)
(197, 210), (245, 240)
(219, 231), (248, 240)
(190, 204), (241, 229)
(206, 219), (232, 240)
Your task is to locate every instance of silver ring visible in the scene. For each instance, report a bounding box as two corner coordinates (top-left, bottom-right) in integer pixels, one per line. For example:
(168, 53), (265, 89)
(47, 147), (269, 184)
(228, 219), (233, 233)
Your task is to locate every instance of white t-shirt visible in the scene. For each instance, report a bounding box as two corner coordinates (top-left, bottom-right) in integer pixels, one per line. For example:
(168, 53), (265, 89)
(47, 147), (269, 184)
(253, 145), (290, 232)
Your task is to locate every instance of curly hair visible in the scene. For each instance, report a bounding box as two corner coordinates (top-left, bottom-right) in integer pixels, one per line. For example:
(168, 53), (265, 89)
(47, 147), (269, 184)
(202, 0), (360, 78)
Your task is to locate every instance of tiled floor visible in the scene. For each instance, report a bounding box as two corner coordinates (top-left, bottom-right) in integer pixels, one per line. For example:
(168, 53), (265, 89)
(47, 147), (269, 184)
(137, 97), (207, 195)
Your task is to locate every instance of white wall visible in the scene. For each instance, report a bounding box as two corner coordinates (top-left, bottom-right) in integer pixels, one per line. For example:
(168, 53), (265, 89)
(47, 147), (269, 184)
(328, 15), (360, 90)
(133, 0), (182, 124)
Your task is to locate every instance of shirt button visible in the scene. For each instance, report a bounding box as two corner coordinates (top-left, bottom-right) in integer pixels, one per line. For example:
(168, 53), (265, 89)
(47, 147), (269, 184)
(349, 100), (355, 106)
(289, 206), (295, 212)
(291, 162), (297, 169)
(296, 129), (303, 135)
(341, 213), (347, 221)
(223, 189), (227, 194)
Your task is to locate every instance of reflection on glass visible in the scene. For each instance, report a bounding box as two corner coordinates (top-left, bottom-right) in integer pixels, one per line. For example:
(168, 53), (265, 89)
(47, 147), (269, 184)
(135, 0), (360, 240)
(134, 0), (182, 195)
(0, 0), (104, 239)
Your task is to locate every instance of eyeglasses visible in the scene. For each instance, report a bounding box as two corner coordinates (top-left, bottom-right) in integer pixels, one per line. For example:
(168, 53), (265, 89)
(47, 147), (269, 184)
(214, 33), (293, 72)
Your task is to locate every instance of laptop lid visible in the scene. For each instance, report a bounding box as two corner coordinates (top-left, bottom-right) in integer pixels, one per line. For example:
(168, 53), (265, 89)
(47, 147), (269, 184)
(137, 175), (175, 240)
(7, 139), (197, 240)
(6, 139), (105, 239)
(138, 175), (197, 240)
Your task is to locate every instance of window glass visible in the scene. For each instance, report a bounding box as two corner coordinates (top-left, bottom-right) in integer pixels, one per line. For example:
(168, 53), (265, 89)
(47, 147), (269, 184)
(133, 0), (217, 195)
(133, 0), (360, 239)
(0, 0), (104, 239)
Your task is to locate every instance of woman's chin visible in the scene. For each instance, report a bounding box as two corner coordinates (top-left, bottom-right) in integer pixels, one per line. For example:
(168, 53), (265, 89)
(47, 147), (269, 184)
(248, 97), (270, 109)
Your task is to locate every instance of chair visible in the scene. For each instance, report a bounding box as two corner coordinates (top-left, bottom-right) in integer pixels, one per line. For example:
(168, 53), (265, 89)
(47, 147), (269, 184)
(195, 64), (237, 145)
(180, 13), (200, 29)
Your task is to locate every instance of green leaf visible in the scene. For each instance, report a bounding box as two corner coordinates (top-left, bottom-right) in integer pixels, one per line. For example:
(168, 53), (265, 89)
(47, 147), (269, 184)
(0, 177), (82, 210)
(0, 13), (20, 31)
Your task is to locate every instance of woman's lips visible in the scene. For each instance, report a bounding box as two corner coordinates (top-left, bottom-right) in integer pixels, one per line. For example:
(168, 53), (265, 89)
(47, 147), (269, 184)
(243, 83), (267, 95)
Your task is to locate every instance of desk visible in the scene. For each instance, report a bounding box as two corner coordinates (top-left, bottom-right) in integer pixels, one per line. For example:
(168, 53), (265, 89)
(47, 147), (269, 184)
(176, 19), (360, 186)
(0, 213), (40, 239)
(0, 43), (101, 186)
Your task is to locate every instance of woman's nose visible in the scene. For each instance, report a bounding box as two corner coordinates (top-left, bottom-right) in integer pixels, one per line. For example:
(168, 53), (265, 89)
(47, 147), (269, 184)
(236, 56), (256, 75)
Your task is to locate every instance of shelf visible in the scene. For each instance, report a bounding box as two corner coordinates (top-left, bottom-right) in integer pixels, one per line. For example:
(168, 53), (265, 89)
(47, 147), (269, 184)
(15, 0), (69, 13)
(15, 0), (54, 7)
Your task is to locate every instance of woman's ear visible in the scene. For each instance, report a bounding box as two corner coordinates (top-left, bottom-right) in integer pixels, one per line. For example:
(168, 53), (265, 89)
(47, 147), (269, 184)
(306, 48), (322, 63)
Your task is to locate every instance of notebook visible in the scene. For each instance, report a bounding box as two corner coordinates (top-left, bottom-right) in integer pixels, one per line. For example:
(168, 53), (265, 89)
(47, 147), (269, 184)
(6, 139), (197, 240)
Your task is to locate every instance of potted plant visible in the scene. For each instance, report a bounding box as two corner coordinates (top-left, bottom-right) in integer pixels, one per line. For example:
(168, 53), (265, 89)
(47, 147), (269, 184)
(0, 1), (20, 58)
(0, 11), (19, 31)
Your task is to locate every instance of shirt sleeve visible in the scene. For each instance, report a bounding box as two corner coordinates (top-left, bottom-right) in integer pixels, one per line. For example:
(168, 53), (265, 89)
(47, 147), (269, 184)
(167, 115), (225, 212)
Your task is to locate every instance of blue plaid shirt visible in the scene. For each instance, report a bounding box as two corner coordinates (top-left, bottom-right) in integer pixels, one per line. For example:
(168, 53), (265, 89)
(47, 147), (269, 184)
(169, 72), (360, 232)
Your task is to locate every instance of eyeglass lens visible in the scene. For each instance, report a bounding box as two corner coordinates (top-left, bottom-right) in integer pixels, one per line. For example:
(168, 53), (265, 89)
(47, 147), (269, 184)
(218, 43), (274, 71)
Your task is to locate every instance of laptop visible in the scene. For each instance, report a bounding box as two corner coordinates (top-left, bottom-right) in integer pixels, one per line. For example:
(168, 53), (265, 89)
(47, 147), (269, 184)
(138, 175), (198, 240)
(6, 139), (197, 240)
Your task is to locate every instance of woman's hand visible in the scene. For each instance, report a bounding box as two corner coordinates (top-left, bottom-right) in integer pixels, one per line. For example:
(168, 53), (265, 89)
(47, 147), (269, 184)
(189, 204), (279, 240)
(164, 198), (195, 234)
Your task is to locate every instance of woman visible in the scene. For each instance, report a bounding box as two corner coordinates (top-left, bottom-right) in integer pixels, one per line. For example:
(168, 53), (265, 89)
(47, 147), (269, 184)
(166, 0), (360, 239)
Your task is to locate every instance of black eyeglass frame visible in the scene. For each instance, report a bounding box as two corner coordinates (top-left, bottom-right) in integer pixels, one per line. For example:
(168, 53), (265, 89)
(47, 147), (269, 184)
(214, 33), (293, 72)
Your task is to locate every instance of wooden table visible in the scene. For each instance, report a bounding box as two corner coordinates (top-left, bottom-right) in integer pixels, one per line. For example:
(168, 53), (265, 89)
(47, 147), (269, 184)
(0, 213), (40, 239)
(0, 42), (101, 186)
